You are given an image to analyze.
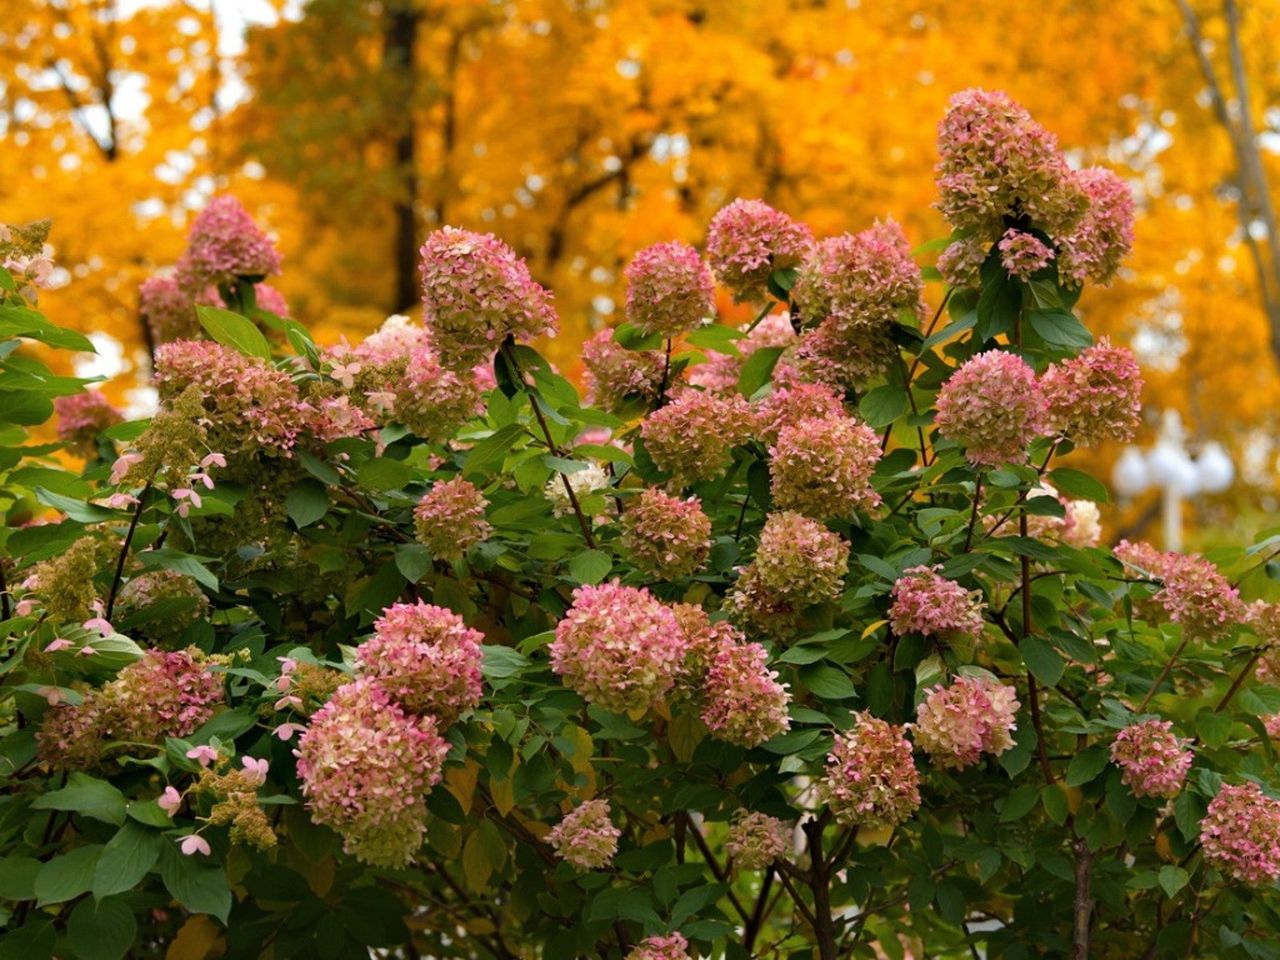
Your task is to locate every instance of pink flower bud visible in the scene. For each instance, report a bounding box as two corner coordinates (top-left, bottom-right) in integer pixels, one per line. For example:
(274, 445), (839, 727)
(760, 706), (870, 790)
(158, 786), (182, 816)
(186, 745), (219, 767)
(179, 834), (211, 856)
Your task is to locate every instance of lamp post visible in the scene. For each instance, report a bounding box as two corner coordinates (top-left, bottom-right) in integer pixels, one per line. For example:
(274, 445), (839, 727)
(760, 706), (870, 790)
(1110, 410), (1234, 552)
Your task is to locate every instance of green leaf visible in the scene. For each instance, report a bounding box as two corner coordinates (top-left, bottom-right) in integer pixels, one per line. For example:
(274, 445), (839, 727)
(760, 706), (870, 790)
(799, 664), (857, 699)
(34, 845), (104, 905)
(0, 390), (54, 425)
(685, 325), (743, 355)
(1158, 865), (1189, 899)
(1174, 789), (1205, 842)
(0, 920), (55, 960)
(858, 384), (908, 429)
(568, 549), (612, 585)
(481, 645), (529, 680)
(1065, 745), (1110, 787)
(285, 479), (329, 528)
(463, 424), (524, 480)
(1047, 468), (1109, 503)
(66, 894), (136, 960)
(158, 842), (231, 924)
(737, 347), (784, 398)
(139, 549), (219, 592)
(394, 543), (433, 582)
(998, 784), (1040, 822)
(1027, 309), (1093, 349)
(0, 857), (42, 900)
(196, 305), (272, 360)
(356, 457), (414, 491)
(93, 821), (163, 899)
(1018, 635), (1064, 687)
(31, 772), (126, 825)
(34, 487), (118, 523)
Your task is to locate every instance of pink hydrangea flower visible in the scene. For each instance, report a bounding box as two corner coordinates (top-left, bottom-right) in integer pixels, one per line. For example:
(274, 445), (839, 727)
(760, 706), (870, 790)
(241, 756), (270, 787)
(997, 229), (1055, 280)
(752, 382), (846, 445)
(935, 350), (1047, 465)
(140, 274), (202, 345)
(582, 328), (665, 410)
(1200, 782), (1280, 886)
(176, 195), (283, 291)
(706, 199), (814, 303)
(821, 712), (921, 828)
(935, 89), (1086, 240)
(936, 236), (988, 290)
(769, 415), (882, 519)
(179, 834), (211, 857)
(751, 510), (848, 608)
(413, 477), (492, 561)
(725, 811), (789, 870)
(626, 933), (691, 960)
(158, 786), (182, 816)
(392, 346), (481, 443)
(186, 745), (220, 767)
(296, 679), (449, 867)
(1115, 541), (1243, 641)
(355, 601), (485, 727)
(1110, 719), (1192, 799)
(44, 638), (73, 653)
(419, 227), (557, 370)
(792, 220), (923, 336)
(54, 391), (123, 455)
(889, 566), (986, 641)
(1058, 167), (1136, 287)
(625, 241), (716, 337)
(619, 488), (713, 580)
(1040, 338), (1143, 447)
(913, 675), (1019, 769)
(549, 582), (688, 714)
(253, 282), (290, 317)
(700, 638), (791, 748)
(546, 798), (620, 870)
(640, 390), (752, 485)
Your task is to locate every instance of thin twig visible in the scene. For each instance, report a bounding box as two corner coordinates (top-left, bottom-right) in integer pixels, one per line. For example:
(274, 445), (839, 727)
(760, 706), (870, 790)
(106, 481), (152, 620)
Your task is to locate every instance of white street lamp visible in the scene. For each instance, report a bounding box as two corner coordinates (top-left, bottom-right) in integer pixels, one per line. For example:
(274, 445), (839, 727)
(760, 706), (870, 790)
(1109, 410), (1233, 552)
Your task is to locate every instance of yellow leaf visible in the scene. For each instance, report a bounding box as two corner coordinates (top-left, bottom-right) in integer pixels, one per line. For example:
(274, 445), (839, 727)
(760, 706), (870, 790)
(563, 725), (594, 775)
(491, 768), (517, 817)
(856, 823), (895, 847)
(861, 619), (888, 639)
(667, 712), (705, 763)
(446, 759), (480, 816)
(166, 915), (224, 960)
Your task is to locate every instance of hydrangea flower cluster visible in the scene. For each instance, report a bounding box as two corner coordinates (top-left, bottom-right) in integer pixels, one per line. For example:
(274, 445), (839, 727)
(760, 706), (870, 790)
(1040, 338), (1143, 447)
(413, 477), (492, 561)
(752, 382), (846, 444)
(640, 390), (752, 485)
(1199, 782), (1280, 886)
(997, 229), (1055, 280)
(725, 811), (789, 870)
(625, 241), (715, 337)
(155, 340), (309, 456)
(619, 487), (712, 579)
(176, 196), (283, 291)
(1109, 719), (1192, 799)
(724, 565), (806, 639)
(140, 274), (204, 345)
(625, 933), (691, 960)
(769, 415), (882, 519)
(1062, 498), (1103, 548)
(792, 220), (924, 339)
(581, 328), (665, 411)
(354, 601), (484, 727)
(935, 89), (1086, 241)
(889, 566), (986, 641)
(1114, 541), (1242, 641)
(700, 639), (791, 748)
(546, 798), (620, 870)
(544, 461), (611, 517)
(775, 317), (896, 391)
(54, 390), (123, 455)
(419, 227), (557, 370)
(913, 675), (1019, 770)
(549, 583), (688, 713)
(39, 648), (224, 770)
(821, 712), (921, 828)
(706, 199), (813, 303)
(393, 346), (481, 443)
(1058, 167), (1136, 287)
(935, 350), (1046, 465)
(935, 236), (987, 290)
(750, 511), (849, 608)
(669, 603), (744, 698)
(115, 570), (209, 643)
(295, 679), (449, 867)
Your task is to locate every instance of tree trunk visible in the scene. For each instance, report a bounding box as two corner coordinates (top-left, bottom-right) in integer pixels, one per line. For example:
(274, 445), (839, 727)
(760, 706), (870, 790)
(384, 3), (420, 313)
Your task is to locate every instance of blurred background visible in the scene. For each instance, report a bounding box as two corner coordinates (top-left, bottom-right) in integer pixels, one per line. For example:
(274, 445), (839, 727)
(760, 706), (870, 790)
(2, 0), (1278, 548)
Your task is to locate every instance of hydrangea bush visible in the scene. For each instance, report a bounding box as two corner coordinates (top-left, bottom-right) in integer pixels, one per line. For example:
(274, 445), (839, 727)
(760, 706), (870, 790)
(4, 90), (1280, 960)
